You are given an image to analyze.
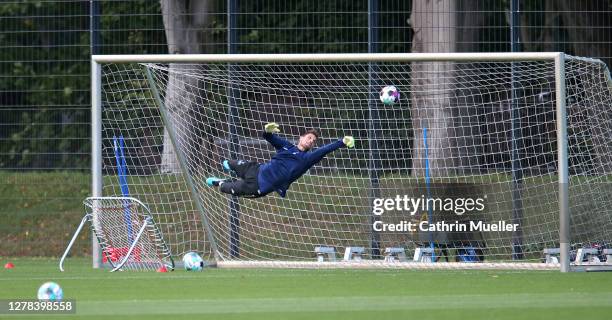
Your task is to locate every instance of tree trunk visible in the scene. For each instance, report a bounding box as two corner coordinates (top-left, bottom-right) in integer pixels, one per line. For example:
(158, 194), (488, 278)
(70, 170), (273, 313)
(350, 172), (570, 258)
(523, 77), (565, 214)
(410, 0), (458, 178)
(556, 0), (612, 68)
(160, 0), (212, 173)
(410, 0), (489, 248)
(410, 0), (486, 177)
(555, 0), (612, 174)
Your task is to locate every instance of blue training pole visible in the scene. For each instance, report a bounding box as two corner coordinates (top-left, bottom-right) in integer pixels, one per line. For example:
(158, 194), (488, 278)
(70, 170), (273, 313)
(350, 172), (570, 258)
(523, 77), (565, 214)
(423, 128), (435, 262)
(114, 136), (133, 244)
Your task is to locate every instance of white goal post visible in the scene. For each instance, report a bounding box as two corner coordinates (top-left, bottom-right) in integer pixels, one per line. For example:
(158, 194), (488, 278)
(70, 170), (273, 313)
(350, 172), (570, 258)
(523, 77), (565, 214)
(91, 53), (612, 272)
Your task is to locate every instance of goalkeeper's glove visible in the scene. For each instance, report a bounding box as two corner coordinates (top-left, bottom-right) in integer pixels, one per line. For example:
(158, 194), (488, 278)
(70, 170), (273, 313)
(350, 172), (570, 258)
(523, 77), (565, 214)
(264, 122), (280, 133)
(343, 136), (355, 148)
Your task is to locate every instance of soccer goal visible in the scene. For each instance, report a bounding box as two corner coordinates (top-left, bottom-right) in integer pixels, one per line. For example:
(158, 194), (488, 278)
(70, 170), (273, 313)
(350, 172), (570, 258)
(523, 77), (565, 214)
(91, 53), (612, 272)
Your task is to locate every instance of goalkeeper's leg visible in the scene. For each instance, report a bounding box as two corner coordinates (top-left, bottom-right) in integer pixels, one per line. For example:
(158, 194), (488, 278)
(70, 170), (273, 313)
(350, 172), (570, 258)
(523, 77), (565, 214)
(219, 179), (262, 197)
(224, 160), (258, 179)
(211, 161), (262, 197)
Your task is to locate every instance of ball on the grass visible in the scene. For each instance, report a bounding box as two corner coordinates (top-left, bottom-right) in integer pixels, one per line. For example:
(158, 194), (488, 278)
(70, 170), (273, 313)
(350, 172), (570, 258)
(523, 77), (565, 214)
(182, 252), (205, 271)
(37, 282), (63, 301)
(379, 85), (400, 105)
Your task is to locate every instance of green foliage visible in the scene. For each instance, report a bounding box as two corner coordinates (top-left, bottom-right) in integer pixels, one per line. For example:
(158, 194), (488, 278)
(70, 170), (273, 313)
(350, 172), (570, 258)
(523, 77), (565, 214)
(0, 1), (165, 170)
(98, 1), (165, 55)
(0, 2), (87, 169)
(237, 0), (411, 53)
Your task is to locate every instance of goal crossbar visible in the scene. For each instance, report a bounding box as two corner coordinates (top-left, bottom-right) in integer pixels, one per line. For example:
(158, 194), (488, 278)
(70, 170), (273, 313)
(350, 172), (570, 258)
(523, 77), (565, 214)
(92, 52), (564, 64)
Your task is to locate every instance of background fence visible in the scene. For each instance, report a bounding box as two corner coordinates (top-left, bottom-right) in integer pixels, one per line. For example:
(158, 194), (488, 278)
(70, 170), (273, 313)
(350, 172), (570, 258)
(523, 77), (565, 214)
(1, 0), (611, 257)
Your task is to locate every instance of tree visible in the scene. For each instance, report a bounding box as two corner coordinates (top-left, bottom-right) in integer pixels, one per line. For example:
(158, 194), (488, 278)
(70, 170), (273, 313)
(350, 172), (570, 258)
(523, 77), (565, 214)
(556, 0), (612, 174)
(0, 1), (165, 170)
(410, 0), (490, 177)
(520, 0), (612, 174)
(0, 2), (90, 169)
(409, 0), (491, 249)
(409, 0), (458, 177)
(160, 0), (215, 173)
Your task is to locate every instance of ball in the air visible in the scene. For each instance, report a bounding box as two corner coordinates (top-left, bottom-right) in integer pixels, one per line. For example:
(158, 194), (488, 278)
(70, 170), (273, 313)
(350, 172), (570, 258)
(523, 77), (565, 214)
(379, 85), (400, 105)
(182, 252), (205, 271)
(37, 282), (63, 301)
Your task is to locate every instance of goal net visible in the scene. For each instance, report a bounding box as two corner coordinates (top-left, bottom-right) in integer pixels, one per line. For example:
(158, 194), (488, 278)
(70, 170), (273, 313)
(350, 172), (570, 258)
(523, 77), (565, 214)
(95, 54), (612, 269)
(61, 197), (174, 272)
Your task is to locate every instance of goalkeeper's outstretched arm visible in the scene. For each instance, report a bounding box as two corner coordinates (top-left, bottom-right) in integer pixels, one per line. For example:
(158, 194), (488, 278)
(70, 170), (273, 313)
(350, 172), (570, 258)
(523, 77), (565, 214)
(305, 136), (354, 166)
(262, 122), (292, 150)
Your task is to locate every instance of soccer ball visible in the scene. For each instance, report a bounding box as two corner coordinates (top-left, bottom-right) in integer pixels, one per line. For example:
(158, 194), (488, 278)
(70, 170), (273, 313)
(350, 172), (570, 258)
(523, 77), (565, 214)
(379, 85), (400, 105)
(182, 252), (205, 271)
(37, 282), (63, 301)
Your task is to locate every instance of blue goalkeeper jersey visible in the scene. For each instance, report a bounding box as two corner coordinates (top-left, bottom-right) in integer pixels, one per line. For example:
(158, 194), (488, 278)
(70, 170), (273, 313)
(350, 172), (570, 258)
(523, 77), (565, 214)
(257, 132), (345, 198)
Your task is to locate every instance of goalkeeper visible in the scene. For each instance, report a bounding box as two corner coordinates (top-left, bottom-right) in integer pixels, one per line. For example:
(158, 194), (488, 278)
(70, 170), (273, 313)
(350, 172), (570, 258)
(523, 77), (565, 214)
(206, 123), (355, 198)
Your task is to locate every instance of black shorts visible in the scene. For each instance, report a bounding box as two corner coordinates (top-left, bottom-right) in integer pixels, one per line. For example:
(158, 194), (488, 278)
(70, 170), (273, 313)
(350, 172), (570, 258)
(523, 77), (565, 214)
(219, 160), (263, 198)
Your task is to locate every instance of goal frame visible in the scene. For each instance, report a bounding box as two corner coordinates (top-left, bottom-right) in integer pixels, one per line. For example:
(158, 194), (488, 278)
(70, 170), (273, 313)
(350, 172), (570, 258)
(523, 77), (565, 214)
(91, 52), (570, 272)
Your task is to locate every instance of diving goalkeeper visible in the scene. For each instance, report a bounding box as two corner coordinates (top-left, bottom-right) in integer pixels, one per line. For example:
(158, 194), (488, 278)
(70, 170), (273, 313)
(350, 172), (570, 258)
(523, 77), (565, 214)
(206, 123), (355, 198)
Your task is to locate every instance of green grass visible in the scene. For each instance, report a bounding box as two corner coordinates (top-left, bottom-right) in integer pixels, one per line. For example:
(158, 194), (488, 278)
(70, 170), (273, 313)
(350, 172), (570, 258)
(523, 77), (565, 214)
(1, 257), (612, 319)
(0, 172), (91, 256)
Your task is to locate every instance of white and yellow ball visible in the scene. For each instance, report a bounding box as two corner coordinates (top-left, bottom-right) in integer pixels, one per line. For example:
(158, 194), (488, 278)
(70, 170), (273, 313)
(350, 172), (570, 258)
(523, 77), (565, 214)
(37, 282), (63, 301)
(379, 85), (400, 105)
(182, 252), (205, 271)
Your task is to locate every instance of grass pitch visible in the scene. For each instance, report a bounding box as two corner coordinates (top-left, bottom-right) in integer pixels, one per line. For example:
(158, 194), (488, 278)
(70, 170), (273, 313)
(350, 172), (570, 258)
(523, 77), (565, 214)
(1, 258), (611, 319)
